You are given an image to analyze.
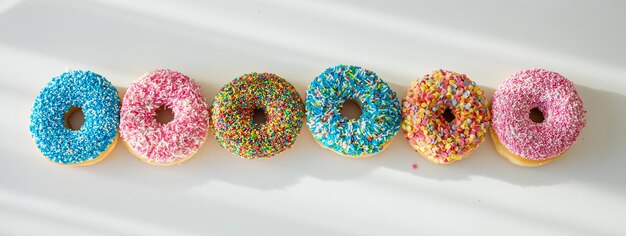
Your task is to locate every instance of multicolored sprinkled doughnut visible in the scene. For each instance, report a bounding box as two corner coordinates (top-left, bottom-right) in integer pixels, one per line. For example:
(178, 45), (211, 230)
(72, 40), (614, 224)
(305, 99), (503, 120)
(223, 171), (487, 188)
(120, 69), (210, 165)
(30, 70), (120, 166)
(491, 69), (586, 166)
(306, 65), (401, 157)
(212, 72), (305, 159)
(402, 70), (490, 165)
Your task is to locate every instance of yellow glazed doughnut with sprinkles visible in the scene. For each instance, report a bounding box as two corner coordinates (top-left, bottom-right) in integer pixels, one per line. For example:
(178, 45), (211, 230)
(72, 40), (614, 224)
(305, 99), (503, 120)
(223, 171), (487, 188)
(402, 69), (491, 165)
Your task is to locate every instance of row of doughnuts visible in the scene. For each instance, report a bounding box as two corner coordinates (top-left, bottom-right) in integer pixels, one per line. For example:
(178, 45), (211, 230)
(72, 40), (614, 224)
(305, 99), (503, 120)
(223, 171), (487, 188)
(29, 65), (586, 167)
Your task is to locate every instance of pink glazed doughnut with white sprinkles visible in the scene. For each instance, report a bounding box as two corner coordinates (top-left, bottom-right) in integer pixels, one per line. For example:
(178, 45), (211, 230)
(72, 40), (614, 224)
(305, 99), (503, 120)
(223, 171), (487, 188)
(120, 69), (210, 165)
(490, 69), (586, 167)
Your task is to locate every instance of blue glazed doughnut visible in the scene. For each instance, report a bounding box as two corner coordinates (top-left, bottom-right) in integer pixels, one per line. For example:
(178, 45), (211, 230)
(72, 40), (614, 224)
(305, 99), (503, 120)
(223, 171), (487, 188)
(30, 70), (120, 166)
(306, 65), (401, 157)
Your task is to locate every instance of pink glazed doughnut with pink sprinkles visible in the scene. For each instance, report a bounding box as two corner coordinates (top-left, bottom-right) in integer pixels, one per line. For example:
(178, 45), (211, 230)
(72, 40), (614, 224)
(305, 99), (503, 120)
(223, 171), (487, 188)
(120, 69), (210, 165)
(490, 69), (586, 167)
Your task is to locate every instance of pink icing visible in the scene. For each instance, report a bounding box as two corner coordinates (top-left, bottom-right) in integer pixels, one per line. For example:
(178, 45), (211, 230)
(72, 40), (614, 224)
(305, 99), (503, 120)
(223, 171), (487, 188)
(120, 69), (210, 164)
(492, 69), (586, 160)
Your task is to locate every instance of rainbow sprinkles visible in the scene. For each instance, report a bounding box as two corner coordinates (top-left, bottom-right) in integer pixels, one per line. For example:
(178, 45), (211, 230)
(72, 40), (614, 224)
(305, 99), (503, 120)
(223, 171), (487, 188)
(402, 70), (491, 164)
(212, 72), (305, 159)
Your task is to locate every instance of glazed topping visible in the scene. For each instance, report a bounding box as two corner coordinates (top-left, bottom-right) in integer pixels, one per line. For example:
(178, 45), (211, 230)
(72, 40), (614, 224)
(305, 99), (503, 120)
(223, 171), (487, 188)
(402, 70), (490, 163)
(120, 69), (210, 164)
(30, 70), (120, 164)
(212, 73), (305, 159)
(306, 65), (401, 156)
(492, 68), (586, 160)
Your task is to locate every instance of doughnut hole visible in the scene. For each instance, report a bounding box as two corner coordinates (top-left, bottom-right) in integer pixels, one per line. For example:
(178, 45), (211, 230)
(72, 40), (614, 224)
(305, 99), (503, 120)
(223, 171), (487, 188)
(442, 107), (455, 123)
(252, 107), (267, 126)
(529, 107), (545, 123)
(155, 105), (175, 125)
(64, 106), (84, 131)
(340, 99), (363, 120)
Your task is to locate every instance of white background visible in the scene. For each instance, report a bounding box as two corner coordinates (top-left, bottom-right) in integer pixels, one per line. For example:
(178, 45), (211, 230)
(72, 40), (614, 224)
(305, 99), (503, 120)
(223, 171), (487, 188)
(1, 0), (625, 235)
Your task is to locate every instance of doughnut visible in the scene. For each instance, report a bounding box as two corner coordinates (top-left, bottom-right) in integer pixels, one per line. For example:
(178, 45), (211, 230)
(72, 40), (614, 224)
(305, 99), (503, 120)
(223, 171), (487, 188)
(29, 70), (120, 166)
(120, 69), (210, 165)
(306, 65), (401, 157)
(402, 70), (491, 165)
(490, 69), (586, 167)
(212, 72), (305, 159)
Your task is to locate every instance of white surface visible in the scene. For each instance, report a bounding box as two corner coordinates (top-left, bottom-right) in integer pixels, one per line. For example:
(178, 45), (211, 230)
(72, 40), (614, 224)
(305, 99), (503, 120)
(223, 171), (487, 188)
(1, 0), (625, 235)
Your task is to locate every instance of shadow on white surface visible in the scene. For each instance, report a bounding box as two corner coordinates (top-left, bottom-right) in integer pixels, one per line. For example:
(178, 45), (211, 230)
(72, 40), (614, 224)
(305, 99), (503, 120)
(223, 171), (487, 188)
(3, 0), (624, 94)
(1, 0), (626, 235)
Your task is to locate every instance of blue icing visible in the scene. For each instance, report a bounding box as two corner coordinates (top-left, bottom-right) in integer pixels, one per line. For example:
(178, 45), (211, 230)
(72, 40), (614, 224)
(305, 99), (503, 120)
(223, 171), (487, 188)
(305, 65), (401, 156)
(29, 70), (120, 165)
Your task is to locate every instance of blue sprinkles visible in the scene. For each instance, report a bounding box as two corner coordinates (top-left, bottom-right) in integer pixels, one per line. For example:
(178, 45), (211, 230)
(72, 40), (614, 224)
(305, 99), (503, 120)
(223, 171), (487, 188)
(29, 70), (120, 165)
(306, 65), (401, 157)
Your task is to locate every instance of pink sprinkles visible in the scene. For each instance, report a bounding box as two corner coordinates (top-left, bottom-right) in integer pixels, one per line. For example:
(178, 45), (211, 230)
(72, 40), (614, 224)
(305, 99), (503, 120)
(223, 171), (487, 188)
(492, 69), (586, 160)
(120, 69), (210, 164)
